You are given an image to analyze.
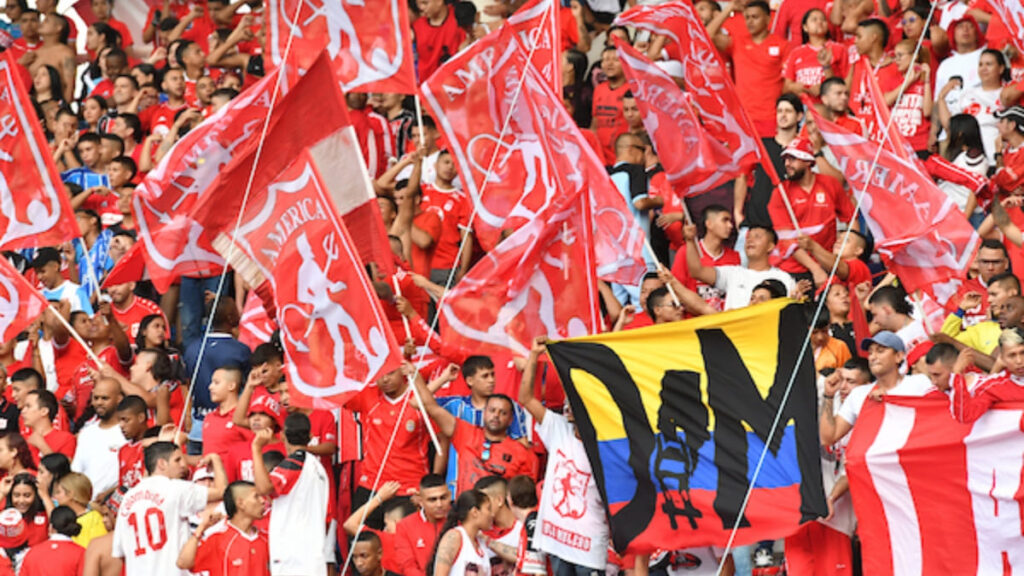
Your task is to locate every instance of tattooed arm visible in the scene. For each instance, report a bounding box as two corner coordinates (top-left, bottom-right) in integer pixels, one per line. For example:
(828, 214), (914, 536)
(433, 530), (461, 576)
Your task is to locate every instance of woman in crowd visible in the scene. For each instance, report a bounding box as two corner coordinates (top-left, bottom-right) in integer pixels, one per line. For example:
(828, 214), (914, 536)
(562, 48), (593, 128)
(1, 474), (48, 547)
(79, 95), (107, 134)
(37, 454), (70, 500)
(431, 489), (495, 576)
(938, 114), (989, 222)
(888, 38), (932, 156)
(0, 434), (35, 479)
(47, 473), (105, 549)
(939, 48), (1011, 166)
(782, 8), (847, 99)
(29, 65), (63, 106)
(19, 506), (85, 576)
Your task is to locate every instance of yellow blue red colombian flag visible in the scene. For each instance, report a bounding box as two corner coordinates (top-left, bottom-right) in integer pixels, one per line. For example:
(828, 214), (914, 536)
(546, 299), (827, 554)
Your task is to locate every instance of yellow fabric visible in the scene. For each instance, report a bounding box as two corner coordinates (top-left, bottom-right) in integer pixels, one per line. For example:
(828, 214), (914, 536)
(73, 508), (107, 549)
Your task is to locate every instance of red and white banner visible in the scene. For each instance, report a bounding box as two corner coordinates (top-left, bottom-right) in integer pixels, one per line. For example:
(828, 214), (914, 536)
(266, 0), (416, 94)
(0, 53), (80, 250)
(846, 396), (1024, 575)
(616, 41), (733, 196)
(440, 194), (600, 357)
(811, 109), (979, 304)
(0, 256), (47, 342)
(848, 66), (917, 162)
(421, 26), (646, 285)
(615, 1), (775, 190)
(507, 0), (562, 96)
(238, 291), (277, 350)
(220, 151), (402, 409)
(987, 0), (1024, 54)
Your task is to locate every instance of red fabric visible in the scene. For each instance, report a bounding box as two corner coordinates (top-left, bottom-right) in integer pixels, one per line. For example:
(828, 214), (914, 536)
(421, 185), (471, 272)
(413, 6), (466, 82)
(394, 511), (445, 576)
(992, 145), (1024, 194)
(307, 408), (338, 473)
(773, 0), (829, 48)
(951, 371), (1024, 423)
(769, 174), (854, 273)
(19, 539), (84, 576)
(144, 4), (214, 51)
(201, 409), (253, 457)
(106, 17), (134, 48)
(591, 81), (631, 166)
(508, 0), (565, 95)
(671, 240), (741, 312)
(848, 60), (905, 151)
(890, 78), (930, 151)
(118, 440), (145, 489)
(22, 513), (47, 547)
(784, 522), (853, 576)
(648, 172), (683, 249)
(783, 43), (848, 95)
(64, 345), (130, 421)
(28, 429), (76, 466)
(411, 210), (441, 277)
(226, 441), (287, 483)
(726, 33), (790, 137)
(451, 420), (538, 494)
(192, 523), (270, 576)
(111, 295), (166, 344)
(617, 41), (735, 195)
(349, 107), (390, 178)
(345, 387), (429, 493)
(0, 257), (47, 342)
(0, 52), (80, 250)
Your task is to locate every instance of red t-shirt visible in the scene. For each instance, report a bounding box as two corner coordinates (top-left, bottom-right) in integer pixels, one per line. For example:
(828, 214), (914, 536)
(728, 33), (789, 137)
(106, 18), (134, 48)
(193, 523), (270, 576)
(22, 513), (48, 547)
(422, 184), (471, 272)
(345, 387), (429, 493)
(19, 538), (84, 576)
(768, 174), (854, 273)
(111, 295), (167, 344)
(671, 240), (742, 312)
(64, 345), (131, 421)
(591, 80), (630, 165)
(413, 6), (466, 82)
(118, 439), (145, 489)
(29, 429), (76, 466)
(411, 210), (442, 277)
(451, 420), (538, 495)
(648, 171), (683, 250)
(225, 440), (286, 483)
(140, 102), (186, 136)
(144, 3), (214, 51)
(891, 78), (930, 151)
(849, 59), (902, 137)
(772, 0), (828, 49)
(307, 409), (338, 474)
(394, 511), (445, 576)
(782, 42), (847, 95)
(201, 408), (253, 457)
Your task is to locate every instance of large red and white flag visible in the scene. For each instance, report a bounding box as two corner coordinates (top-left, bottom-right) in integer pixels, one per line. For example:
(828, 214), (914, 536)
(507, 0), (562, 96)
(421, 26), (647, 285)
(987, 0), (1024, 54)
(849, 67), (917, 161)
(266, 0), (416, 93)
(238, 291), (277, 350)
(846, 396), (1024, 575)
(615, 1), (776, 190)
(811, 109), (979, 304)
(0, 256), (47, 342)
(440, 194), (600, 357)
(0, 52), (80, 250)
(218, 151), (402, 409)
(616, 41), (733, 196)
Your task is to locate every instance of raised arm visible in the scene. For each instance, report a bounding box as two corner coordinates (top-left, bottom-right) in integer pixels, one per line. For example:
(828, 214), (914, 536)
(518, 337), (548, 424)
(683, 224), (717, 286)
(409, 364), (456, 438)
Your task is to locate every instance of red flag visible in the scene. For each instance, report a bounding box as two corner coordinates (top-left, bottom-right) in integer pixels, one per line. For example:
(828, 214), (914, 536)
(421, 26), (647, 284)
(218, 151), (402, 409)
(440, 194), (600, 357)
(986, 0), (1024, 54)
(0, 53), (80, 250)
(846, 66), (917, 161)
(811, 108), (980, 304)
(615, 1), (778, 189)
(0, 256), (47, 342)
(616, 41), (733, 196)
(101, 242), (146, 288)
(266, 0), (416, 94)
(507, 0), (563, 96)
(238, 290), (277, 350)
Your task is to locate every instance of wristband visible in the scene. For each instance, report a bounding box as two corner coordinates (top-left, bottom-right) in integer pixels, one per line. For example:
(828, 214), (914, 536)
(954, 308), (966, 318)
(823, 394), (834, 400)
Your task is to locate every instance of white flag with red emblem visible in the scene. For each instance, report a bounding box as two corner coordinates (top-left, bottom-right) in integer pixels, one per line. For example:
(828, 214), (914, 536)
(0, 256), (47, 342)
(0, 52), (80, 250)
(615, 1), (777, 190)
(440, 194), (600, 357)
(421, 25), (646, 285)
(811, 108), (979, 304)
(616, 41), (733, 196)
(266, 0), (417, 93)
(218, 151), (402, 409)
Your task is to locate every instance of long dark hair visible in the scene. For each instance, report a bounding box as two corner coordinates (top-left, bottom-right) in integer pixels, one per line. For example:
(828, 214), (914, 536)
(137, 314), (168, 349)
(0, 434), (36, 475)
(5, 474), (45, 520)
(39, 454), (71, 498)
(800, 8), (830, 44)
(945, 113), (985, 161)
(30, 65), (63, 104)
(426, 490), (489, 576)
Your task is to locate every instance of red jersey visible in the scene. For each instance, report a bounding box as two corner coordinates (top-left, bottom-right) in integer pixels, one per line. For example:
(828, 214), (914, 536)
(591, 80), (630, 165)
(106, 18), (134, 48)
(421, 184), (471, 272)
(29, 429), (76, 466)
(345, 387), (430, 493)
(118, 439), (145, 489)
(111, 295), (167, 344)
(307, 409), (338, 473)
(951, 371), (1024, 424)
(849, 59), (903, 137)
(992, 143), (1024, 194)
(782, 43), (847, 96)
(193, 522), (270, 576)
(670, 240), (741, 312)
(81, 190), (120, 221)
(144, 3), (214, 51)
(366, 528), (401, 573)
(648, 171), (683, 250)
(622, 311), (654, 331)
(413, 6), (466, 82)
(225, 440), (286, 483)
(19, 536), (84, 576)
(64, 345), (130, 421)
(23, 513), (48, 547)
(728, 33), (789, 137)
(891, 77), (930, 151)
(350, 107), (390, 178)
(769, 174), (853, 273)
(772, 0), (828, 49)
(140, 102), (186, 136)
(451, 420), (538, 495)
(411, 210), (441, 276)
(201, 408), (253, 456)
(394, 510), (445, 576)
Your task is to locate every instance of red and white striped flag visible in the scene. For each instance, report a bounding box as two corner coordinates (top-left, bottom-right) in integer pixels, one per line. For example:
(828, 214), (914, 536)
(986, 0), (1024, 54)
(0, 256), (47, 342)
(846, 396), (1024, 575)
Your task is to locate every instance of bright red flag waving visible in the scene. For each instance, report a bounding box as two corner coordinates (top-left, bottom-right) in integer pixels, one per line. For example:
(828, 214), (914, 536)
(616, 41), (733, 196)
(0, 256), (47, 342)
(0, 52), (80, 250)
(218, 152), (402, 409)
(811, 108), (979, 304)
(615, 1), (777, 190)
(421, 26), (646, 285)
(440, 194), (600, 357)
(266, 0), (416, 94)
(507, 0), (562, 96)
(986, 0), (1024, 54)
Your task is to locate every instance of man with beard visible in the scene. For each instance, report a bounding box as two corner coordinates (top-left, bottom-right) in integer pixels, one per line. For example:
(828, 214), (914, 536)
(71, 378), (126, 496)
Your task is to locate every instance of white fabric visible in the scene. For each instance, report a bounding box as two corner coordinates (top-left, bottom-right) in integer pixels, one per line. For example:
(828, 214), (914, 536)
(838, 374), (937, 427)
(535, 411), (609, 570)
(937, 150), (989, 211)
(71, 419), (126, 496)
(896, 320), (930, 353)
(449, 526), (491, 576)
(112, 475), (208, 576)
(268, 454), (329, 576)
(818, 379), (857, 536)
(713, 266), (796, 311)
(950, 86), (1003, 164)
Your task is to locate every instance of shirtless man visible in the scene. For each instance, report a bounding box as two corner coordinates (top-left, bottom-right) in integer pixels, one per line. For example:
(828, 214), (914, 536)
(24, 12), (75, 103)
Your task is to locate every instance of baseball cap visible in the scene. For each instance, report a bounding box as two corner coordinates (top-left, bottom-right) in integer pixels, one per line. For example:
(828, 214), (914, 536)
(780, 138), (815, 162)
(248, 392), (285, 430)
(906, 341), (934, 367)
(860, 330), (906, 353)
(191, 466), (215, 482)
(31, 247), (62, 271)
(0, 509), (27, 548)
(995, 106), (1024, 133)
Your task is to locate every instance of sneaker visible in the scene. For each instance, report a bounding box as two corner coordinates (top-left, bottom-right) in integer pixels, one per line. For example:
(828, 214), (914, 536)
(754, 548), (774, 567)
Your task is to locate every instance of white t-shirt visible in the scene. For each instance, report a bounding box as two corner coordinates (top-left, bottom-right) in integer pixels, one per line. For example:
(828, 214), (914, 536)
(818, 379), (857, 536)
(896, 320), (930, 353)
(950, 86), (1003, 164)
(837, 374), (937, 427)
(450, 526), (492, 576)
(268, 451), (329, 576)
(535, 412), (609, 571)
(713, 266), (796, 311)
(112, 475), (208, 576)
(71, 418), (126, 496)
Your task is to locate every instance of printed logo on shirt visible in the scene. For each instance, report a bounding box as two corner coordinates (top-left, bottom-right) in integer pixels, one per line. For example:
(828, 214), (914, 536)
(406, 419), (416, 432)
(768, 46), (780, 57)
(416, 538), (426, 548)
(552, 451), (590, 519)
(815, 192), (826, 204)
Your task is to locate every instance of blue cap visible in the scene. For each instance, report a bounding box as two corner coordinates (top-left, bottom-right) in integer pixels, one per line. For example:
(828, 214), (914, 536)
(860, 330), (905, 353)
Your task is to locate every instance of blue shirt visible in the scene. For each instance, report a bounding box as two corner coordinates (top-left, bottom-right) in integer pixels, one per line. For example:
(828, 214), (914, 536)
(42, 281), (93, 315)
(183, 334), (250, 441)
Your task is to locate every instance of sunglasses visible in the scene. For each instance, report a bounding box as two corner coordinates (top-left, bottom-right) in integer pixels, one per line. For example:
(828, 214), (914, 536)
(481, 439), (492, 462)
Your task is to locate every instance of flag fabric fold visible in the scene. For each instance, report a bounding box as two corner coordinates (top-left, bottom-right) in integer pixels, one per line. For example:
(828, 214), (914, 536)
(0, 256), (48, 342)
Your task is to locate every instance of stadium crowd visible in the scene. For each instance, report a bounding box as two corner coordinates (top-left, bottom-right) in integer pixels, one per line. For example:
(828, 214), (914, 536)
(0, 0), (1024, 574)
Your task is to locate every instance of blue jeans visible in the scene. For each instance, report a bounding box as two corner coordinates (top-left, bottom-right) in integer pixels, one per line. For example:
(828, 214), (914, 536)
(732, 544), (752, 576)
(179, 276), (225, 347)
(549, 555), (602, 576)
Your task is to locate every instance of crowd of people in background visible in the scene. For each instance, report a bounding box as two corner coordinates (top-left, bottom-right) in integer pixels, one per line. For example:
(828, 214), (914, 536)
(1, 0), (1024, 574)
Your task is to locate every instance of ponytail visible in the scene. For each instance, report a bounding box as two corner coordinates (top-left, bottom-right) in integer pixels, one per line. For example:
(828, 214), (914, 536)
(426, 490), (488, 576)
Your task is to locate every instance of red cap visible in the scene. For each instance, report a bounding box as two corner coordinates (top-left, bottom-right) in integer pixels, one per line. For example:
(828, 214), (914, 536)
(248, 392), (285, 430)
(781, 137), (815, 162)
(906, 341), (934, 368)
(0, 510), (26, 548)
